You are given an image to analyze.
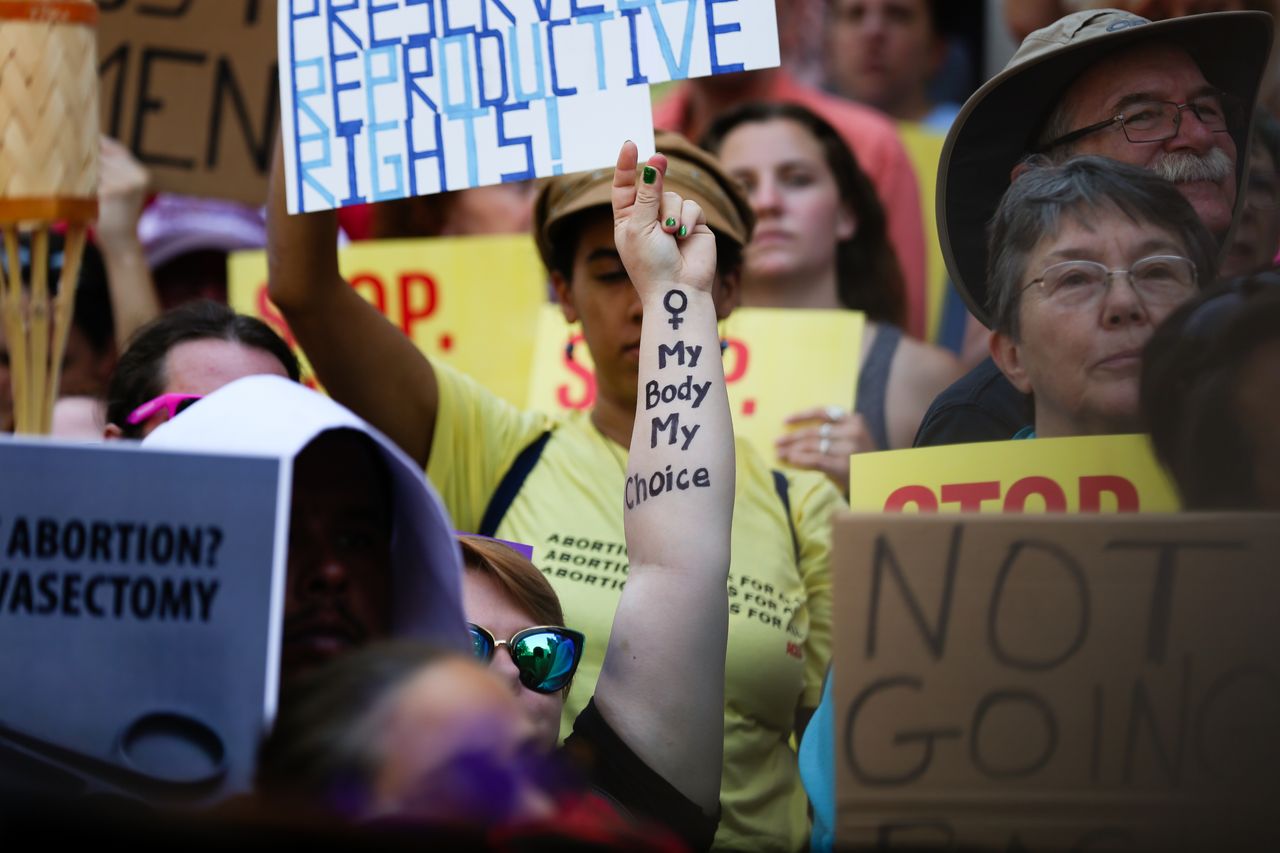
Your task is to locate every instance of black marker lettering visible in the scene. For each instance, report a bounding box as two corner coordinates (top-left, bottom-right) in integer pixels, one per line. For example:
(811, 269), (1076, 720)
(657, 341), (702, 369)
(679, 423), (700, 450)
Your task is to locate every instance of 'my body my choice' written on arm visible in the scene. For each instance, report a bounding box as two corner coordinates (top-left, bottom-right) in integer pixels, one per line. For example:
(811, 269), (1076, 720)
(279, 0), (779, 212)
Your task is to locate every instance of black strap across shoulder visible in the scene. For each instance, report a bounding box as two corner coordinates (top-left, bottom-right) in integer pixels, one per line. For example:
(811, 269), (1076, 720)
(772, 470), (801, 565)
(477, 431), (552, 537)
(478, 431), (800, 568)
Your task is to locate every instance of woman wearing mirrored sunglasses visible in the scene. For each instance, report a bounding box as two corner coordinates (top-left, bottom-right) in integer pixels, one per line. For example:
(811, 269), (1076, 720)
(458, 535), (584, 750)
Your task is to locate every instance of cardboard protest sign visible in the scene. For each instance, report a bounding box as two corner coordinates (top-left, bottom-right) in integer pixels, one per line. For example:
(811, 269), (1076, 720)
(227, 233), (548, 406)
(278, 0), (781, 213)
(98, 1), (279, 204)
(847, 434), (1180, 513)
(832, 513), (1280, 849)
(0, 436), (285, 802)
(525, 305), (864, 461)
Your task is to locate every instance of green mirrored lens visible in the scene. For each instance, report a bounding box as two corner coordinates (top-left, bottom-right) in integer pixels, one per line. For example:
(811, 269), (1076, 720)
(513, 630), (581, 692)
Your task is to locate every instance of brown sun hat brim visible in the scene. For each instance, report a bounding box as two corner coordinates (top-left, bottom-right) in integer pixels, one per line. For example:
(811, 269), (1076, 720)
(532, 130), (754, 274)
(939, 9), (1273, 328)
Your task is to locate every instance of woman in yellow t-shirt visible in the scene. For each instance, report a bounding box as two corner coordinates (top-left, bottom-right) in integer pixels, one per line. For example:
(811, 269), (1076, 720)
(267, 133), (843, 853)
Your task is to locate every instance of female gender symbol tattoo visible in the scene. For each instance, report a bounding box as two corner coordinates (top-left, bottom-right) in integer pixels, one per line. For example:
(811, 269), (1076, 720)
(664, 290), (688, 330)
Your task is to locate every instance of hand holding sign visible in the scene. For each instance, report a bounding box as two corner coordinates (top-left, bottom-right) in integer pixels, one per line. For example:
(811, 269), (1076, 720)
(611, 142), (716, 302)
(776, 406), (878, 496)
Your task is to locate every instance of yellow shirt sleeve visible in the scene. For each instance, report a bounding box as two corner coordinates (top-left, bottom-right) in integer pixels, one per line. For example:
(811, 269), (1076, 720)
(425, 360), (550, 532)
(789, 469), (845, 709)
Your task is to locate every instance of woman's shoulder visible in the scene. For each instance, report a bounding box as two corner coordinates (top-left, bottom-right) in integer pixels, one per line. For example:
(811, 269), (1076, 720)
(890, 331), (964, 394)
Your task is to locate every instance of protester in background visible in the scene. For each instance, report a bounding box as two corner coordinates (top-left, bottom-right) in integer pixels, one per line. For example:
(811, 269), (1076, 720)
(268, 131), (840, 852)
(826, 0), (961, 130)
(142, 374), (468, 676)
(825, 0), (980, 353)
(703, 103), (960, 490)
(915, 8), (1269, 447)
(1142, 272), (1280, 508)
(651, 1), (931, 340)
(138, 194), (268, 309)
(1222, 111), (1280, 277)
(986, 156), (1216, 437)
(103, 300), (298, 439)
(257, 148), (735, 849)
(795, 154), (1217, 853)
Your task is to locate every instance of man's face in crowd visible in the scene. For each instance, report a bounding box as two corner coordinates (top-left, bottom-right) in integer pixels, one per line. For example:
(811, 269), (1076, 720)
(827, 0), (942, 116)
(282, 430), (393, 675)
(1055, 43), (1238, 236)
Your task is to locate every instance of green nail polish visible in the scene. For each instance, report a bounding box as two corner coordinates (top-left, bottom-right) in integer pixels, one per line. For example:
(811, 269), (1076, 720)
(665, 217), (676, 228)
(678, 225), (688, 238)
(642, 166), (657, 184)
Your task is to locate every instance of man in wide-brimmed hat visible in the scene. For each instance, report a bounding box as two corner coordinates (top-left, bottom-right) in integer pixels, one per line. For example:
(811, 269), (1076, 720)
(912, 7), (1273, 447)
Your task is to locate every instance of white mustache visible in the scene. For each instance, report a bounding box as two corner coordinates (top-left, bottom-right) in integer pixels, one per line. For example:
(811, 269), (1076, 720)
(1151, 148), (1234, 184)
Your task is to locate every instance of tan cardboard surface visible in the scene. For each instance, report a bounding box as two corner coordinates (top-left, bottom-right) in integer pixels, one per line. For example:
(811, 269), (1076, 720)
(832, 513), (1280, 849)
(98, 1), (277, 204)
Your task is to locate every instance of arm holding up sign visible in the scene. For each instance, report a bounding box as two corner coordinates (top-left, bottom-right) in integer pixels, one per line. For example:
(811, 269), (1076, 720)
(266, 140), (441, 467)
(594, 142), (735, 816)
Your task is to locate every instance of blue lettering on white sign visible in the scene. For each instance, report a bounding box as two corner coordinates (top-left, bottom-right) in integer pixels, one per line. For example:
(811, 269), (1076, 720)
(281, 0), (776, 212)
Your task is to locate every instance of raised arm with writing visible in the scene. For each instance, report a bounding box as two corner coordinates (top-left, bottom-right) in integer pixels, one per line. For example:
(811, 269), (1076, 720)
(594, 142), (735, 815)
(266, 140), (440, 467)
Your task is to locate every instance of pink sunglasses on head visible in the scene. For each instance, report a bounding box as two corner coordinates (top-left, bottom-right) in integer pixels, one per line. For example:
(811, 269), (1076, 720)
(125, 393), (204, 426)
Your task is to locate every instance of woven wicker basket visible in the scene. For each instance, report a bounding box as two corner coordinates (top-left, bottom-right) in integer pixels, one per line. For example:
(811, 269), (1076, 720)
(0, 0), (99, 434)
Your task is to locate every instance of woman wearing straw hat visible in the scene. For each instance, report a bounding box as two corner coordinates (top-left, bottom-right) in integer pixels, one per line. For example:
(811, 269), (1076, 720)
(915, 7), (1272, 447)
(267, 133), (843, 852)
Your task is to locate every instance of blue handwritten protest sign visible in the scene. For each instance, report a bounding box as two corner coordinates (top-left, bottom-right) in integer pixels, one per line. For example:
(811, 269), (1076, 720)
(278, 0), (780, 213)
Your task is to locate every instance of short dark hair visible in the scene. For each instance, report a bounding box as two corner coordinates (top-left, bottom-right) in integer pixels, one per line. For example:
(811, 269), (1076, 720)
(1141, 273), (1280, 510)
(105, 300), (300, 437)
(700, 101), (907, 327)
(986, 155), (1219, 338)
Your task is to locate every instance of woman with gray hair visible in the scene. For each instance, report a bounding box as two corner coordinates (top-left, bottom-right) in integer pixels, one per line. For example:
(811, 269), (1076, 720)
(986, 155), (1217, 438)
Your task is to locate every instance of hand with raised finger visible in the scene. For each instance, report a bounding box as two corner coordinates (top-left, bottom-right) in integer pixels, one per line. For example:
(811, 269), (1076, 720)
(775, 407), (878, 496)
(611, 141), (716, 301)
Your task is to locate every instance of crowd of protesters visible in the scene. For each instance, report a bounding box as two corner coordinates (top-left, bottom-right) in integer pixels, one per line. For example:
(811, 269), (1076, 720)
(3, 2), (1280, 851)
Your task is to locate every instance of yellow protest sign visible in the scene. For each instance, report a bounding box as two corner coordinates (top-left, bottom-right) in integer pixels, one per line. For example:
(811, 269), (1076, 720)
(227, 234), (547, 406)
(524, 306), (865, 460)
(847, 435), (1179, 513)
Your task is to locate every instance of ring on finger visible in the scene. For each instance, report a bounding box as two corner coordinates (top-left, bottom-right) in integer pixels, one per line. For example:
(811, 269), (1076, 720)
(819, 422), (832, 439)
(825, 405), (845, 421)
(819, 437), (831, 455)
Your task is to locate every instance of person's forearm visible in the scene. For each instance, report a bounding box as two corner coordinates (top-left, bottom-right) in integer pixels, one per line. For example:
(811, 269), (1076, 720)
(625, 287), (733, 572)
(99, 239), (159, 346)
(266, 142), (343, 314)
(265, 140), (440, 466)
